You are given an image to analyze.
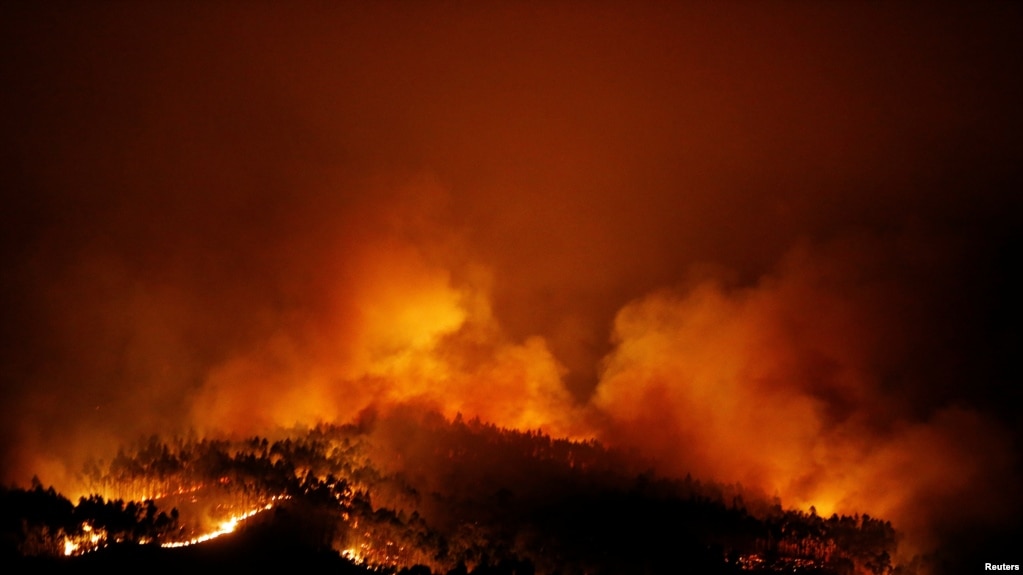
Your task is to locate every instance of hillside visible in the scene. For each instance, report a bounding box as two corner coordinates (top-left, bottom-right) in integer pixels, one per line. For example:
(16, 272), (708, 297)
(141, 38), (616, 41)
(3, 410), (904, 574)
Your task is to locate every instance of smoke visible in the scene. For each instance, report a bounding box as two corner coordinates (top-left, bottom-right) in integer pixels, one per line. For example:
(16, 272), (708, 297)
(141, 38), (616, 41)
(2, 0), (1021, 561)
(593, 231), (1020, 552)
(188, 207), (580, 437)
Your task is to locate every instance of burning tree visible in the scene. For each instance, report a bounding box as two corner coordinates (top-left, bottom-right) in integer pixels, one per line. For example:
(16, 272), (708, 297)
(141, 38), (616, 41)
(6, 412), (910, 574)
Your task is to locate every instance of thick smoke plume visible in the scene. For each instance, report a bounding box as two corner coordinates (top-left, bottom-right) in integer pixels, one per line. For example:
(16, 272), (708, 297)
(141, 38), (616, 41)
(2, 1), (1021, 562)
(595, 232), (1020, 552)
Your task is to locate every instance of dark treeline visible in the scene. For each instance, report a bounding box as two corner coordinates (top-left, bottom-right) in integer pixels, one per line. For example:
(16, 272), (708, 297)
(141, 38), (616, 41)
(4, 410), (911, 574)
(0, 478), (180, 560)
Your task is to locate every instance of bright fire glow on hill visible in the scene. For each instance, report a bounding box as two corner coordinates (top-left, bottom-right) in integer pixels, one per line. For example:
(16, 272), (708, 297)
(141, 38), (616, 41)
(161, 503), (273, 549)
(62, 523), (108, 557)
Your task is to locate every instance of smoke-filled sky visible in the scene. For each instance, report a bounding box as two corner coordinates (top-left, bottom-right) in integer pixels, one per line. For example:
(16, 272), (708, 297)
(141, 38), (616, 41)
(2, 0), (1021, 556)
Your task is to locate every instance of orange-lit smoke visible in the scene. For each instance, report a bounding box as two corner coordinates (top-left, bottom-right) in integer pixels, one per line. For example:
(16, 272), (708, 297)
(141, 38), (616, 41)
(593, 236), (1019, 553)
(190, 192), (579, 439)
(186, 216), (1019, 555)
(2, 2), (1020, 564)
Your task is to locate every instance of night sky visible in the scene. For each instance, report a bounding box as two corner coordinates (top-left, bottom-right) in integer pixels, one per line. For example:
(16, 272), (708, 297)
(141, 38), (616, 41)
(2, 1), (1021, 558)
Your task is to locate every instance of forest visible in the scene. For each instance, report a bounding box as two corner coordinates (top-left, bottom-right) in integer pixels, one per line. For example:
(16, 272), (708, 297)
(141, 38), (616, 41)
(3, 409), (910, 574)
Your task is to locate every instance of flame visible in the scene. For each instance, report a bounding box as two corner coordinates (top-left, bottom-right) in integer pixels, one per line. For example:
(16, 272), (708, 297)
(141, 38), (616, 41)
(161, 503), (273, 549)
(63, 539), (78, 557)
(341, 547), (363, 563)
(61, 522), (108, 557)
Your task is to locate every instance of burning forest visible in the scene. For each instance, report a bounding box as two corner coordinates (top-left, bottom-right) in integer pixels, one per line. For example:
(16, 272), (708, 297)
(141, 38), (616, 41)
(2, 2), (1022, 574)
(4, 410), (905, 574)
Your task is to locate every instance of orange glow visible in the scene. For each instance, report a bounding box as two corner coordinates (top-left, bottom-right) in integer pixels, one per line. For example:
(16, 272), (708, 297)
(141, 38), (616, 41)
(161, 504), (273, 549)
(60, 522), (108, 557)
(2, 4), (1019, 566)
(178, 230), (1018, 557)
(63, 539), (78, 557)
(591, 242), (1020, 554)
(188, 232), (582, 439)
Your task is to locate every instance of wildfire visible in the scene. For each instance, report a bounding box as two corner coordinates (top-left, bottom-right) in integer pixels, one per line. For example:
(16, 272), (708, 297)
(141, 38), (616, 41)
(144, 483), (206, 502)
(61, 523), (108, 557)
(341, 547), (363, 563)
(161, 503), (273, 549)
(63, 539), (78, 557)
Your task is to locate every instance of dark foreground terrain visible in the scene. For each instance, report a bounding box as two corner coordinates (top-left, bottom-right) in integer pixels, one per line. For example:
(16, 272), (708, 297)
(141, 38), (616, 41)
(0, 410), (964, 574)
